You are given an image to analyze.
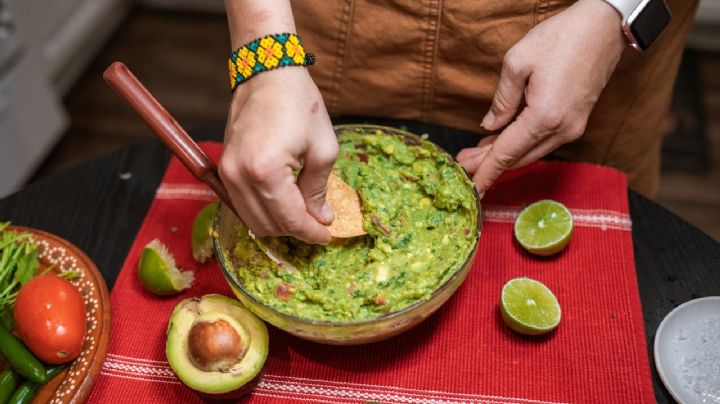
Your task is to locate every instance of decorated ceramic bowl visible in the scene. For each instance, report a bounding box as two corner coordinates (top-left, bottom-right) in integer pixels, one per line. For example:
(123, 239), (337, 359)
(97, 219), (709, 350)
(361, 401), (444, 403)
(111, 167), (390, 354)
(8, 226), (111, 403)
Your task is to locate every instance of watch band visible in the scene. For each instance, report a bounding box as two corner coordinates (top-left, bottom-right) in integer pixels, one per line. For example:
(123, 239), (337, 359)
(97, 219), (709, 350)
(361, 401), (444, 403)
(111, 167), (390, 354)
(603, 0), (672, 51)
(602, 0), (644, 22)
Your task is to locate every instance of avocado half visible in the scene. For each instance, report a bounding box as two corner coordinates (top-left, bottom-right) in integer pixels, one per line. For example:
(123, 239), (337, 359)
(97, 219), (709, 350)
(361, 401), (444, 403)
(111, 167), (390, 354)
(166, 294), (269, 398)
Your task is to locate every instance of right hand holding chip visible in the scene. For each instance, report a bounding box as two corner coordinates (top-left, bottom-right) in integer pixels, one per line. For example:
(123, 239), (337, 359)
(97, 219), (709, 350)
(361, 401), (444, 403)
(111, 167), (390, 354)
(219, 68), (339, 245)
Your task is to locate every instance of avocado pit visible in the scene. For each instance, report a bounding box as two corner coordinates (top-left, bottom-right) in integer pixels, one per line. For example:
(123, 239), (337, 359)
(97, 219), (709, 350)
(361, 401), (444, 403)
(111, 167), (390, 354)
(187, 319), (245, 372)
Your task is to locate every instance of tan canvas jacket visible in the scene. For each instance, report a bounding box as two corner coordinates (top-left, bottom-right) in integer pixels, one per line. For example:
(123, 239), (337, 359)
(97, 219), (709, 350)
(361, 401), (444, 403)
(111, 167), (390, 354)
(292, 0), (699, 196)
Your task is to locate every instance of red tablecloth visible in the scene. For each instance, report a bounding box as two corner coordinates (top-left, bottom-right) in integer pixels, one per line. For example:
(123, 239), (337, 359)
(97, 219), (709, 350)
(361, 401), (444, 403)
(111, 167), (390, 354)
(88, 143), (654, 403)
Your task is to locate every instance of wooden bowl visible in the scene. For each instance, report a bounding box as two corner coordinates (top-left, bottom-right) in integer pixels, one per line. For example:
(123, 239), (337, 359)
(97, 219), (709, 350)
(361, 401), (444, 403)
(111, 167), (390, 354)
(8, 226), (111, 404)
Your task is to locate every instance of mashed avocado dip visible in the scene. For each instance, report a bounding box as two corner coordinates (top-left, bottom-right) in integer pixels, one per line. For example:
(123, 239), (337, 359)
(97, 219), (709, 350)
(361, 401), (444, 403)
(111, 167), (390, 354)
(231, 129), (478, 321)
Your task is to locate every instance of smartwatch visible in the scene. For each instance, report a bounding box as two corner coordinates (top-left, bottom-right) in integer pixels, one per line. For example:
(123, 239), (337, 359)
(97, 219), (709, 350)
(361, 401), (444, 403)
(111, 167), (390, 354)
(602, 0), (672, 51)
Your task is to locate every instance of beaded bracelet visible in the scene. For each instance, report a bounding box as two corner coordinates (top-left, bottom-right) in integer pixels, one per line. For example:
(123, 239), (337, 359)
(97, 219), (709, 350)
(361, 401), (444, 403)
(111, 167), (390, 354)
(228, 33), (315, 91)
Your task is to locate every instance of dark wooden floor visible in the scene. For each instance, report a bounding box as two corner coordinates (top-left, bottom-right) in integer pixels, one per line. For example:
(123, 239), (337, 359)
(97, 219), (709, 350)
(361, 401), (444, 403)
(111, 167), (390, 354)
(36, 7), (720, 240)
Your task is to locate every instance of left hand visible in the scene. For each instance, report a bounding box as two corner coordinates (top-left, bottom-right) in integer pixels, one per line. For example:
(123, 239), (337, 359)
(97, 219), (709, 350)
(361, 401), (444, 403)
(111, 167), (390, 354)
(457, 0), (626, 196)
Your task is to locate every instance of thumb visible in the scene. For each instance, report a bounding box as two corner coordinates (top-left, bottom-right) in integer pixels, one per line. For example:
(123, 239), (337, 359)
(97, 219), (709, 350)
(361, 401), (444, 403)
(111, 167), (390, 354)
(296, 137), (339, 225)
(482, 52), (530, 131)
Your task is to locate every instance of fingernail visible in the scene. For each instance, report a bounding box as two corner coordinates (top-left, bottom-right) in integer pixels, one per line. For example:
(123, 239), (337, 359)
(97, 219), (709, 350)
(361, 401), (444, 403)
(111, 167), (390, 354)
(481, 111), (495, 130)
(320, 202), (335, 223)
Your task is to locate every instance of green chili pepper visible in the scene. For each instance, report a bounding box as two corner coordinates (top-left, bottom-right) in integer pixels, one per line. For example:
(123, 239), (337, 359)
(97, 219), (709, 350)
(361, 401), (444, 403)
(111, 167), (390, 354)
(0, 325), (45, 383)
(4, 384), (33, 404)
(0, 369), (19, 404)
(6, 366), (63, 404)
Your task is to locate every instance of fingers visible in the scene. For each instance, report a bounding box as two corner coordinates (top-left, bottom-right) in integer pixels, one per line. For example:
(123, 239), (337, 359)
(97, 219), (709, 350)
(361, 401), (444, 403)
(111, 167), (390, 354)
(260, 175), (333, 244)
(478, 135), (498, 148)
(218, 153), (281, 235)
(508, 134), (569, 170)
(456, 135), (498, 177)
(472, 109), (543, 195)
(472, 102), (586, 195)
(219, 150), (332, 245)
(228, 181), (281, 235)
(296, 130), (339, 225)
(456, 142), (493, 176)
(482, 50), (531, 131)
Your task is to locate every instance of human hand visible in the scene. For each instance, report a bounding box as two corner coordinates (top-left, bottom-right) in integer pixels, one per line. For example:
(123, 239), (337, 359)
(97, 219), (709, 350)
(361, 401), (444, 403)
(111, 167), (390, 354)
(219, 68), (338, 244)
(457, 0), (626, 196)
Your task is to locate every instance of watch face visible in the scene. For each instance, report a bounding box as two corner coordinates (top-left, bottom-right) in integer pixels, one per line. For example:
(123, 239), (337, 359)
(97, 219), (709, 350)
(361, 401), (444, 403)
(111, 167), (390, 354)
(630, 0), (672, 50)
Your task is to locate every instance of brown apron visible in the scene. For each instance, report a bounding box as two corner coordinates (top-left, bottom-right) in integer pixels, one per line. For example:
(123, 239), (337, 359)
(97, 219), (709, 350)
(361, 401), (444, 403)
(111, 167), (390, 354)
(292, 0), (699, 196)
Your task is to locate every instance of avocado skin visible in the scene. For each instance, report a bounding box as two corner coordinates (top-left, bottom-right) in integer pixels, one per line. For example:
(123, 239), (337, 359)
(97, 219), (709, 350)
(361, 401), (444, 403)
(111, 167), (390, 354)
(195, 369), (264, 401)
(166, 294), (269, 396)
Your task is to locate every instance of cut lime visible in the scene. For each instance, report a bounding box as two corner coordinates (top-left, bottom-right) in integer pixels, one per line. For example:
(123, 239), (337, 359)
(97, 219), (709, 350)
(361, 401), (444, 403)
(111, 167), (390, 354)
(514, 199), (573, 256)
(191, 202), (218, 263)
(500, 277), (561, 335)
(138, 239), (194, 296)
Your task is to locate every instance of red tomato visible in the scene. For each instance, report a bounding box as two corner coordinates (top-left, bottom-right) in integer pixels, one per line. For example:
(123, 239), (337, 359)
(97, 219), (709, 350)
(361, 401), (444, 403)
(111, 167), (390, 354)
(13, 275), (86, 364)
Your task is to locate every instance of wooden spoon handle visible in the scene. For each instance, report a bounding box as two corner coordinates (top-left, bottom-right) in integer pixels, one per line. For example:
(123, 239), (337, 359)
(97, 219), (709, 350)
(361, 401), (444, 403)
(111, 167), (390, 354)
(103, 61), (236, 215)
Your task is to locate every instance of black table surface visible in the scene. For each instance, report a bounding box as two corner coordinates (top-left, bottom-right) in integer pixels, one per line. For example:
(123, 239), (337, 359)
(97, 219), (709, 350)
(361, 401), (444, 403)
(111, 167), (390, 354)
(1, 129), (719, 403)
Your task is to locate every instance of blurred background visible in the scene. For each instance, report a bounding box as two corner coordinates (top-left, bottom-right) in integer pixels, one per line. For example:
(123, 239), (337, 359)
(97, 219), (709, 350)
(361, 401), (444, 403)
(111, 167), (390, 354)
(0, 0), (718, 239)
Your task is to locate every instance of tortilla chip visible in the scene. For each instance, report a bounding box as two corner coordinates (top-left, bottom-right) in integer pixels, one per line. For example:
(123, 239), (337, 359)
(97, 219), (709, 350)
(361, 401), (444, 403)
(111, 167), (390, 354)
(325, 173), (367, 238)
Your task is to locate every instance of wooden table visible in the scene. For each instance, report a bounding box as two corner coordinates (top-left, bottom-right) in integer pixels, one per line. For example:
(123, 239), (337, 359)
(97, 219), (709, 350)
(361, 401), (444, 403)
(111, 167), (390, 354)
(1, 130), (718, 403)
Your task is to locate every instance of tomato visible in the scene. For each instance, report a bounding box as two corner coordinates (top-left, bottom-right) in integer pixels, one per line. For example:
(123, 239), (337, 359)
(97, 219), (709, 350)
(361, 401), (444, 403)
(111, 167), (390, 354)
(13, 275), (86, 364)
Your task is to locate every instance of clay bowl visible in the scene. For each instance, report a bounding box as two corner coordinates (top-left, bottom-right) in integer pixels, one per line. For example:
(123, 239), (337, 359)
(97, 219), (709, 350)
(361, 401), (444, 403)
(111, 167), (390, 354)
(213, 125), (481, 345)
(7, 226), (111, 404)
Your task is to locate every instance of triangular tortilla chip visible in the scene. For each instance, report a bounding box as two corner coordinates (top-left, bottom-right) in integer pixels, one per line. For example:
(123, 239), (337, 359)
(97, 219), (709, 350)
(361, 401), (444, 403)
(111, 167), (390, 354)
(325, 173), (367, 238)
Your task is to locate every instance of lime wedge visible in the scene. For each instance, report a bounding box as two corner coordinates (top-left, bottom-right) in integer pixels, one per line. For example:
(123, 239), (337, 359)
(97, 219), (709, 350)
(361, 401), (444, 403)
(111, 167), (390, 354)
(191, 202), (218, 263)
(138, 239), (194, 295)
(514, 199), (573, 256)
(500, 277), (561, 335)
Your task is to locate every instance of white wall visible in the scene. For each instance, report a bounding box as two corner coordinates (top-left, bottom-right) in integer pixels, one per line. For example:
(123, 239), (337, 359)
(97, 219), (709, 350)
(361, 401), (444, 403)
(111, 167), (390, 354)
(0, 0), (130, 197)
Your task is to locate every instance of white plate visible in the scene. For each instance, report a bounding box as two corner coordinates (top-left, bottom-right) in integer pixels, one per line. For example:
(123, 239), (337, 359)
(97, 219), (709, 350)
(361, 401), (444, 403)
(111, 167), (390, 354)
(654, 296), (720, 404)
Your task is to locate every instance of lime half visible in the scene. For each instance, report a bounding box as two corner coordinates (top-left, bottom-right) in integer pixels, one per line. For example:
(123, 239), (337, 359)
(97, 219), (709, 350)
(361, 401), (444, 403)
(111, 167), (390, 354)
(191, 202), (218, 263)
(138, 239), (194, 296)
(514, 199), (573, 256)
(500, 277), (561, 335)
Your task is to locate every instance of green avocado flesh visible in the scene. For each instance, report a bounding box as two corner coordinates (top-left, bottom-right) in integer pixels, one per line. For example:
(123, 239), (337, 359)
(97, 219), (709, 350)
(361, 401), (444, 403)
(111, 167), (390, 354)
(166, 295), (268, 394)
(232, 130), (479, 321)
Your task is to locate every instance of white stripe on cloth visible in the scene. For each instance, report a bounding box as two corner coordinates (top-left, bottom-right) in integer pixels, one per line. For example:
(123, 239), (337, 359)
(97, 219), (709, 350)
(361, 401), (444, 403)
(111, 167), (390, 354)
(155, 183), (631, 231)
(483, 205), (632, 231)
(100, 356), (568, 404)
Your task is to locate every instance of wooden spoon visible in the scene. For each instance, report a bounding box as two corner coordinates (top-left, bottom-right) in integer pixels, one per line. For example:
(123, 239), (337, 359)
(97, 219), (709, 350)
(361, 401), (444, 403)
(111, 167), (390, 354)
(102, 61), (365, 240)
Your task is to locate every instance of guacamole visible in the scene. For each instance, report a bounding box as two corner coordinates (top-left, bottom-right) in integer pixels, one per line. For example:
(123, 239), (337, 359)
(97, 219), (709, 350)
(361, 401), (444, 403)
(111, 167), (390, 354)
(231, 129), (478, 321)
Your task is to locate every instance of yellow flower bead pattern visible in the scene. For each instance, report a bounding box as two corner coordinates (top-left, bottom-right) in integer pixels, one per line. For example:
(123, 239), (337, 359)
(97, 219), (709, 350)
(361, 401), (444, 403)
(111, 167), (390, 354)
(285, 36), (306, 64)
(229, 33), (314, 90)
(237, 48), (256, 79)
(259, 36), (276, 51)
(258, 41), (282, 69)
(228, 59), (237, 86)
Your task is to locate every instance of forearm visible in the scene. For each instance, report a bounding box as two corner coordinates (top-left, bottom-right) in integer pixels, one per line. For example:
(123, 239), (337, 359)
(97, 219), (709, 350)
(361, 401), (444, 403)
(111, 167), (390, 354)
(224, 0), (296, 48)
(584, 0), (625, 50)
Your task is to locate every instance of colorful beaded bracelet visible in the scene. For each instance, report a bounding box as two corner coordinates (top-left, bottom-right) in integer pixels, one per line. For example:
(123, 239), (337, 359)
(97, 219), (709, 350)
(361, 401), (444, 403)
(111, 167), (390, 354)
(228, 33), (315, 91)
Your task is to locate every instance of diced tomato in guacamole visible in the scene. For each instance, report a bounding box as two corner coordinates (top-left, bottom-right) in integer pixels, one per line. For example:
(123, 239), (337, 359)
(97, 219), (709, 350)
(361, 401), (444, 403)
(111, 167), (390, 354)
(232, 129), (478, 321)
